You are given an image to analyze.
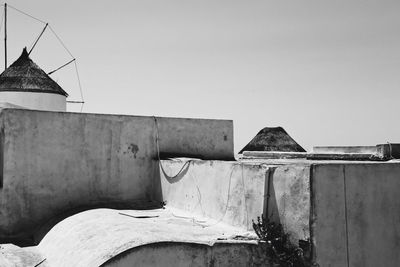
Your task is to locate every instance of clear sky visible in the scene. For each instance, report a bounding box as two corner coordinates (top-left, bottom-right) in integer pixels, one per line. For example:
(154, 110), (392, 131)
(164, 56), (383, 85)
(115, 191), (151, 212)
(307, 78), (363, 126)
(1, 0), (399, 152)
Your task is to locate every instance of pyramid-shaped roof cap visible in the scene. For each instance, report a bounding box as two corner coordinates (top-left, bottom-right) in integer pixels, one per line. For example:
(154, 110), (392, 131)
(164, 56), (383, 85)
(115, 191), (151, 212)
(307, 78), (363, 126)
(239, 127), (306, 153)
(0, 48), (68, 96)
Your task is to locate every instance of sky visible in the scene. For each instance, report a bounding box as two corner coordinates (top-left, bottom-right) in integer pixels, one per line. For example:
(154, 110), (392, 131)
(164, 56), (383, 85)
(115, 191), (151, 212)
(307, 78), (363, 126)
(1, 0), (399, 152)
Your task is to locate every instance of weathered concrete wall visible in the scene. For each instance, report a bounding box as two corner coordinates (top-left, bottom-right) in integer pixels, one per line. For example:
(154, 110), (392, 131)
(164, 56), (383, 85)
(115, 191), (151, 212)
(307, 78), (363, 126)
(160, 160), (267, 230)
(267, 165), (310, 242)
(160, 160), (311, 242)
(0, 109), (159, 243)
(0, 108), (233, 243)
(102, 242), (269, 267)
(155, 117), (234, 160)
(312, 163), (400, 267)
(311, 164), (348, 267)
(344, 164), (400, 266)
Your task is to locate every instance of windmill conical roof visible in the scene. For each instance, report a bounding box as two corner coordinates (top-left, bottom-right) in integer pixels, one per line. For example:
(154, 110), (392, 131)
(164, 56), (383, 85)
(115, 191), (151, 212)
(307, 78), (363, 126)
(239, 127), (306, 153)
(0, 48), (68, 96)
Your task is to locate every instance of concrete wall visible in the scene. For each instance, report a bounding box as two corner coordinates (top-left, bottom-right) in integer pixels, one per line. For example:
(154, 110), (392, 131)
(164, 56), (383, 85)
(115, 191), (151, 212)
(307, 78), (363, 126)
(155, 117), (234, 160)
(160, 160), (311, 242)
(162, 160), (400, 266)
(0, 108), (233, 244)
(312, 163), (400, 267)
(160, 160), (267, 230)
(102, 242), (269, 267)
(0, 92), (66, 111)
(267, 165), (310, 242)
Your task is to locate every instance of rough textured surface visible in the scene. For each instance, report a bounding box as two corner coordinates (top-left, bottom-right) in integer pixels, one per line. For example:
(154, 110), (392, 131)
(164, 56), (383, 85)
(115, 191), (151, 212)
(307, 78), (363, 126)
(38, 208), (260, 267)
(0, 109), (233, 244)
(239, 127), (306, 154)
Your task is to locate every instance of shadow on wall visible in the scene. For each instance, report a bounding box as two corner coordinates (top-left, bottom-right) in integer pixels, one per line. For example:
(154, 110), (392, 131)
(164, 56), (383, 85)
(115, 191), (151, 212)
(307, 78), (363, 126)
(263, 167), (282, 227)
(159, 160), (191, 184)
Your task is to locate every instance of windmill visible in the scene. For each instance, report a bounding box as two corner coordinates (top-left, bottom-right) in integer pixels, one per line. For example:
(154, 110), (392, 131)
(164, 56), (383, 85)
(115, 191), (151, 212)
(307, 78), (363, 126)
(0, 3), (84, 111)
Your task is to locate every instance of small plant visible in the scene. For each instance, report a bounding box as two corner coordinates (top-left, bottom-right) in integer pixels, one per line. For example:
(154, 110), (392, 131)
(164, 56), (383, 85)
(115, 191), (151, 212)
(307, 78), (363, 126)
(252, 215), (313, 267)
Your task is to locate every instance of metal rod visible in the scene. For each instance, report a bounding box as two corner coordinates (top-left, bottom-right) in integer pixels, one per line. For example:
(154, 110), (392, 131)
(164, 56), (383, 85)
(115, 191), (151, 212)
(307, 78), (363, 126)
(28, 23), (48, 55)
(4, 3), (7, 70)
(66, 101), (85, 104)
(33, 258), (47, 267)
(47, 58), (75, 75)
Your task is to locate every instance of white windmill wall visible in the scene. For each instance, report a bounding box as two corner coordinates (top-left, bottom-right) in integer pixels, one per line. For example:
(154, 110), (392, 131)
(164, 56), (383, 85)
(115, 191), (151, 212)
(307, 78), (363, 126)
(0, 91), (66, 111)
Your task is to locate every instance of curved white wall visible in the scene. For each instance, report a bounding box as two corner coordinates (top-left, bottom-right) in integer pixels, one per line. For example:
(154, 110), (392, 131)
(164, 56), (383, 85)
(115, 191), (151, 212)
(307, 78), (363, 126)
(0, 91), (66, 111)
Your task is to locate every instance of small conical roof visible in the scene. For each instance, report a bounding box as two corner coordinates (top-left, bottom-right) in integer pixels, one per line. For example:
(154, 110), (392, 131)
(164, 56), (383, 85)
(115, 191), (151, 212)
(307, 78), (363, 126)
(0, 48), (68, 96)
(239, 127), (306, 153)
